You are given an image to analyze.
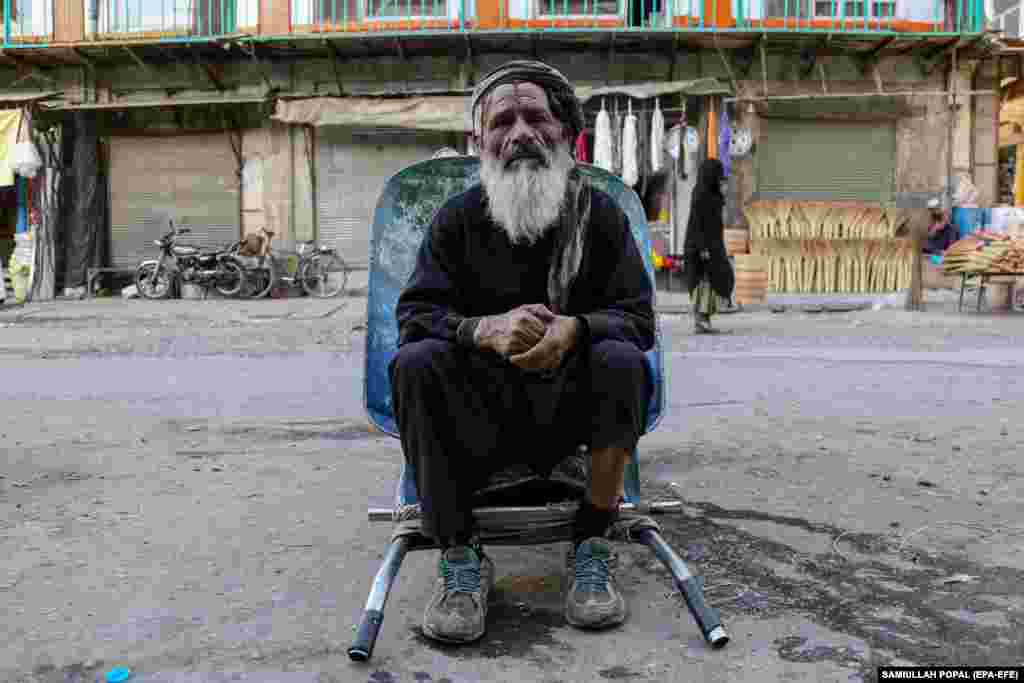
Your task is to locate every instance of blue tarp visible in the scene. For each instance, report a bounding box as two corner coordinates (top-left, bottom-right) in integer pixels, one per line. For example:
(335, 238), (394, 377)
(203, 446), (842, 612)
(951, 207), (990, 239)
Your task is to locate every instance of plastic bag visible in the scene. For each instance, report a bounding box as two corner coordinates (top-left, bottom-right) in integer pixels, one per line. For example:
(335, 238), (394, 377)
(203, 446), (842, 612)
(10, 139), (42, 178)
(953, 173), (979, 208)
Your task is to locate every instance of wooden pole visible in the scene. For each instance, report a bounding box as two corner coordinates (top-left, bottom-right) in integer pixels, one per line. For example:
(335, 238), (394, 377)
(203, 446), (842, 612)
(905, 208), (929, 312)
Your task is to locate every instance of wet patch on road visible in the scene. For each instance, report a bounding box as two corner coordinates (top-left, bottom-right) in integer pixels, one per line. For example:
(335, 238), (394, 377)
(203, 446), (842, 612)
(410, 604), (570, 667)
(218, 419), (380, 443)
(646, 491), (1024, 677)
(410, 573), (573, 667)
(596, 664), (645, 679)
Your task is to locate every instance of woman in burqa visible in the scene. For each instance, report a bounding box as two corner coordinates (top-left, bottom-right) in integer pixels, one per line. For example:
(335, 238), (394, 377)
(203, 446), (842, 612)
(683, 158), (735, 334)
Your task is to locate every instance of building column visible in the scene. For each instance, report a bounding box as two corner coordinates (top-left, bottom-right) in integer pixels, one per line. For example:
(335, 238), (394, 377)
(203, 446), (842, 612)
(972, 58), (1000, 206)
(950, 59), (977, 200)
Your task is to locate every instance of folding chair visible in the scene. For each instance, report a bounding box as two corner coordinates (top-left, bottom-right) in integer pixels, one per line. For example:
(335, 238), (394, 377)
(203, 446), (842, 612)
(349, 157), (730, 662)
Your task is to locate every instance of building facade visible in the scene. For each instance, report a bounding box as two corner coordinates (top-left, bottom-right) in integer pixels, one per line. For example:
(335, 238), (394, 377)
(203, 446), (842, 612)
(0, 0), (1000, 295)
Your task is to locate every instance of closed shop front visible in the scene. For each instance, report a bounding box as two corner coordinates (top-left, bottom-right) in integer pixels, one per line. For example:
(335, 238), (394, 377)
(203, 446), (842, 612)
(109, 133), (241, 269)
(316, 127), (453, 267)
(756, 118), (897, 203)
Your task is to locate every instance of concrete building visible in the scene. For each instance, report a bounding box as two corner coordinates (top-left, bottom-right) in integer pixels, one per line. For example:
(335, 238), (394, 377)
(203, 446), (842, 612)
(0, 0), (1000, 295)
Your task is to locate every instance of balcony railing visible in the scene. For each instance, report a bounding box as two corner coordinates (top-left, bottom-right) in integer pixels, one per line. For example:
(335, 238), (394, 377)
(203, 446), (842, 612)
(2, 0), (55, 44)
(84, 0), (258, 40)
(286, 0), (984, 34)
(0, 0), (985, 47)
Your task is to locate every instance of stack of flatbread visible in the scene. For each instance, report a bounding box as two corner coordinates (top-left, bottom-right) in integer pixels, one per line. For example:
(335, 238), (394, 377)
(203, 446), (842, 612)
(989, 241), (1024, 274)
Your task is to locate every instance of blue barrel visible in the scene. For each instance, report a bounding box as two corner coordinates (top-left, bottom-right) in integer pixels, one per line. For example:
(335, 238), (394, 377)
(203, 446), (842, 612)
(952, 207), (990, 239)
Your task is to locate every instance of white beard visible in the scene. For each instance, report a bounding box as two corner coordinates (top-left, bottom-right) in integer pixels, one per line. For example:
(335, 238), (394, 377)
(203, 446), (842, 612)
(480, 141), (574, 245)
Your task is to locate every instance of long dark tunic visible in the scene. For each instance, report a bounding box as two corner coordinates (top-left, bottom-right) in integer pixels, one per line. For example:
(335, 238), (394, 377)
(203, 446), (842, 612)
(682, 161), (735, 298)
(390, 183), (655, 541)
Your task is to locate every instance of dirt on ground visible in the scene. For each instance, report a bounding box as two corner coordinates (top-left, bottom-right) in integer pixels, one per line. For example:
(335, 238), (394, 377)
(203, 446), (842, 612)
(1, 295), (1022, 683)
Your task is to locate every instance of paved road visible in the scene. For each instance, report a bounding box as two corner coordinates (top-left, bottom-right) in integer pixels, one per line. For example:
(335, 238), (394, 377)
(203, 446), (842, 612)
(1, 299), (1022, 682)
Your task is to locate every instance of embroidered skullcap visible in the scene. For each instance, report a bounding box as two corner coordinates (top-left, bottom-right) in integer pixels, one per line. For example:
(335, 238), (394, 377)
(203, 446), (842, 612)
(469, 60), (583, 141)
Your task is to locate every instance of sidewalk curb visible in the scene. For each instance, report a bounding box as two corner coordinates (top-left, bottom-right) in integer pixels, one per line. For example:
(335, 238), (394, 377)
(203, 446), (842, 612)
(656, 304), (772, 315)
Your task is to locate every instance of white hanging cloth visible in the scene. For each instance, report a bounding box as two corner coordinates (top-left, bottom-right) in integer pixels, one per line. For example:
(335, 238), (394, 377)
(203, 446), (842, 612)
(650, 98), (665, 174)
(621, 100), (639, 187)
(593, 99), (613, 172)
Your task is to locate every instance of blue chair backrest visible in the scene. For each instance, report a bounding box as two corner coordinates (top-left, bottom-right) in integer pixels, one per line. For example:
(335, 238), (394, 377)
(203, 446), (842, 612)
(363, 157), (665, 441)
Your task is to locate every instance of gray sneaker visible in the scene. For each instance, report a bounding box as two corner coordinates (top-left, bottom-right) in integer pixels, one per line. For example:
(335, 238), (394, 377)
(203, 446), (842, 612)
(565, 538), (627, 629)
(421, 546), (493, 644)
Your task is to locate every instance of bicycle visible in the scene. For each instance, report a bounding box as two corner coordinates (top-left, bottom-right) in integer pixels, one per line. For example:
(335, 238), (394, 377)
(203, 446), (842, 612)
(235, 227), (349, 299)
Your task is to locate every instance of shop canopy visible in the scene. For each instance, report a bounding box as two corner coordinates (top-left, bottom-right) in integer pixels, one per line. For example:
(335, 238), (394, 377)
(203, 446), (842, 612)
(272, 79), (729, 132)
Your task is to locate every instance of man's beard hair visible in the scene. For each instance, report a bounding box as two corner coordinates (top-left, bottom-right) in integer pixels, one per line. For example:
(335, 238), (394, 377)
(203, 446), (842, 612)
(480, 141), (574, 246)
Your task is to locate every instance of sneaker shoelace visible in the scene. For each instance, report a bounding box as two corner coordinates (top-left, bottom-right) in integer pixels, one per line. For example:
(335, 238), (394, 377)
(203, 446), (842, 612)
(574, 548), (611, 595)
(442, 556), (482, 595)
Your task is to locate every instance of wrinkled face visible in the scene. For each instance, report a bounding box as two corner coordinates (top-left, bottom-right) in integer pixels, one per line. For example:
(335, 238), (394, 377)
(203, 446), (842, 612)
(476, 81), (575, 245)
(478, 82), (567, 167)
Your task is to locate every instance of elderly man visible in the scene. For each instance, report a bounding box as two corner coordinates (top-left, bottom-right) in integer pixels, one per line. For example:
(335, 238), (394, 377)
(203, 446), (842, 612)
(389, 61), (654, 644)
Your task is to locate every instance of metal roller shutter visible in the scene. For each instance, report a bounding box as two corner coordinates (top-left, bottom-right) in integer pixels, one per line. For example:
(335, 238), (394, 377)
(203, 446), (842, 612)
(756, 119), (896, 203)
(109, 134), (241, 270)
(316, 127), (452, 267)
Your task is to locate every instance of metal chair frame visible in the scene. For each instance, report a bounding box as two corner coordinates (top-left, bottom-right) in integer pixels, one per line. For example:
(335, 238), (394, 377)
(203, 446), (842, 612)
(348, 157), (729, 662)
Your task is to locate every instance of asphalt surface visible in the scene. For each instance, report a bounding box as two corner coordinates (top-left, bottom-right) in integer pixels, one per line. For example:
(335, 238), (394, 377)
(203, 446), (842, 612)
(1, 296), (1022, 683)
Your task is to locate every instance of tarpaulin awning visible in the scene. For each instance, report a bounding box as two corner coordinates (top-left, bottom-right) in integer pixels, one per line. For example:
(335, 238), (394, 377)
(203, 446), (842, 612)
(273, 79), (729, 131)
(575, 78), (730, 102)
(274, 96), (471, 131)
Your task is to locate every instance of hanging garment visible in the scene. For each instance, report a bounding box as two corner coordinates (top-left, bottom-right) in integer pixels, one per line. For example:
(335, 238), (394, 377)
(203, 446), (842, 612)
(593, 100), (613, 171)
(718, 104), (732, 179)
(467, 135), (479, 157)
(612, 104), (623, 177)
(636, 105), (649, 197)
(621, 102), (639, 187)
(575, 131), (589, 163)
(651, 99), (665, 174)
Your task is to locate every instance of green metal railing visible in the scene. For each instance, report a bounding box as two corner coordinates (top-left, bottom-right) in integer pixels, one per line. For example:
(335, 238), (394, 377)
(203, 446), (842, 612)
(2, 0), (54, 45)
(83, 0), (250, 40)
(292, 0), (450, 28)
(0, 0), (986, 48)
(287, 0), (986, 34)
(523, 0), (985, 32)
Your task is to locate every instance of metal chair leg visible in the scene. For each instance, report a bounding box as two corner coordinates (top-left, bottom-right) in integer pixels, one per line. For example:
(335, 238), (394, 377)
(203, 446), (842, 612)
(348, 536), (411, 662)
(635, 528), (730, 649)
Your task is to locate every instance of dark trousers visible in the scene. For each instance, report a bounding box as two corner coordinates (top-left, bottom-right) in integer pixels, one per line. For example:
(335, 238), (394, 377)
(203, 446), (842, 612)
(389, 338), (651, 543)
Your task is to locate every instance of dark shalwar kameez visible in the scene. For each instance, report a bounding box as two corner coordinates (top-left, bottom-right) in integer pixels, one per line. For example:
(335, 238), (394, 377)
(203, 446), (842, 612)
(389, 184), (655, 543)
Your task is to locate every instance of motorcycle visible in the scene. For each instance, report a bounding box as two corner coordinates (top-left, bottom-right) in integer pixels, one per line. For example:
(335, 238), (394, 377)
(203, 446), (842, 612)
(135, 222), (246, 300)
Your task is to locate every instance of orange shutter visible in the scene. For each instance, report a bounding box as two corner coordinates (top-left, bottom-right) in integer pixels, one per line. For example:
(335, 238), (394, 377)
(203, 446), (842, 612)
(477, 0), (505, 27)
(702, 0), (731, 26)
(707, 98), (718, 160)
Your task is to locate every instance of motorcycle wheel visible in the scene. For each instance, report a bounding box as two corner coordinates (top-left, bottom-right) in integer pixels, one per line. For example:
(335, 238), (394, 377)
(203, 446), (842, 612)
(299, 252), (347, 298)
(135, 262), (172, 299)
(213, 260), (246, 298)
(241, 256), (276, 299)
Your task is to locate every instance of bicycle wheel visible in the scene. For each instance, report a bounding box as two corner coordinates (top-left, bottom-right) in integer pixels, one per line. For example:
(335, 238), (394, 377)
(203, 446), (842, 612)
(135, 262), (172, 300)
(241, 255), (276, 299)
(213, 260), (246, 298)
(300, 252), (347, 298)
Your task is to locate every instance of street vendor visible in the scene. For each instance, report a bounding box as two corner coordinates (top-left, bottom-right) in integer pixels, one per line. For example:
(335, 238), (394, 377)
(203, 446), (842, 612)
(924, 198), (957, 256)
(389, 60), (654, 644)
